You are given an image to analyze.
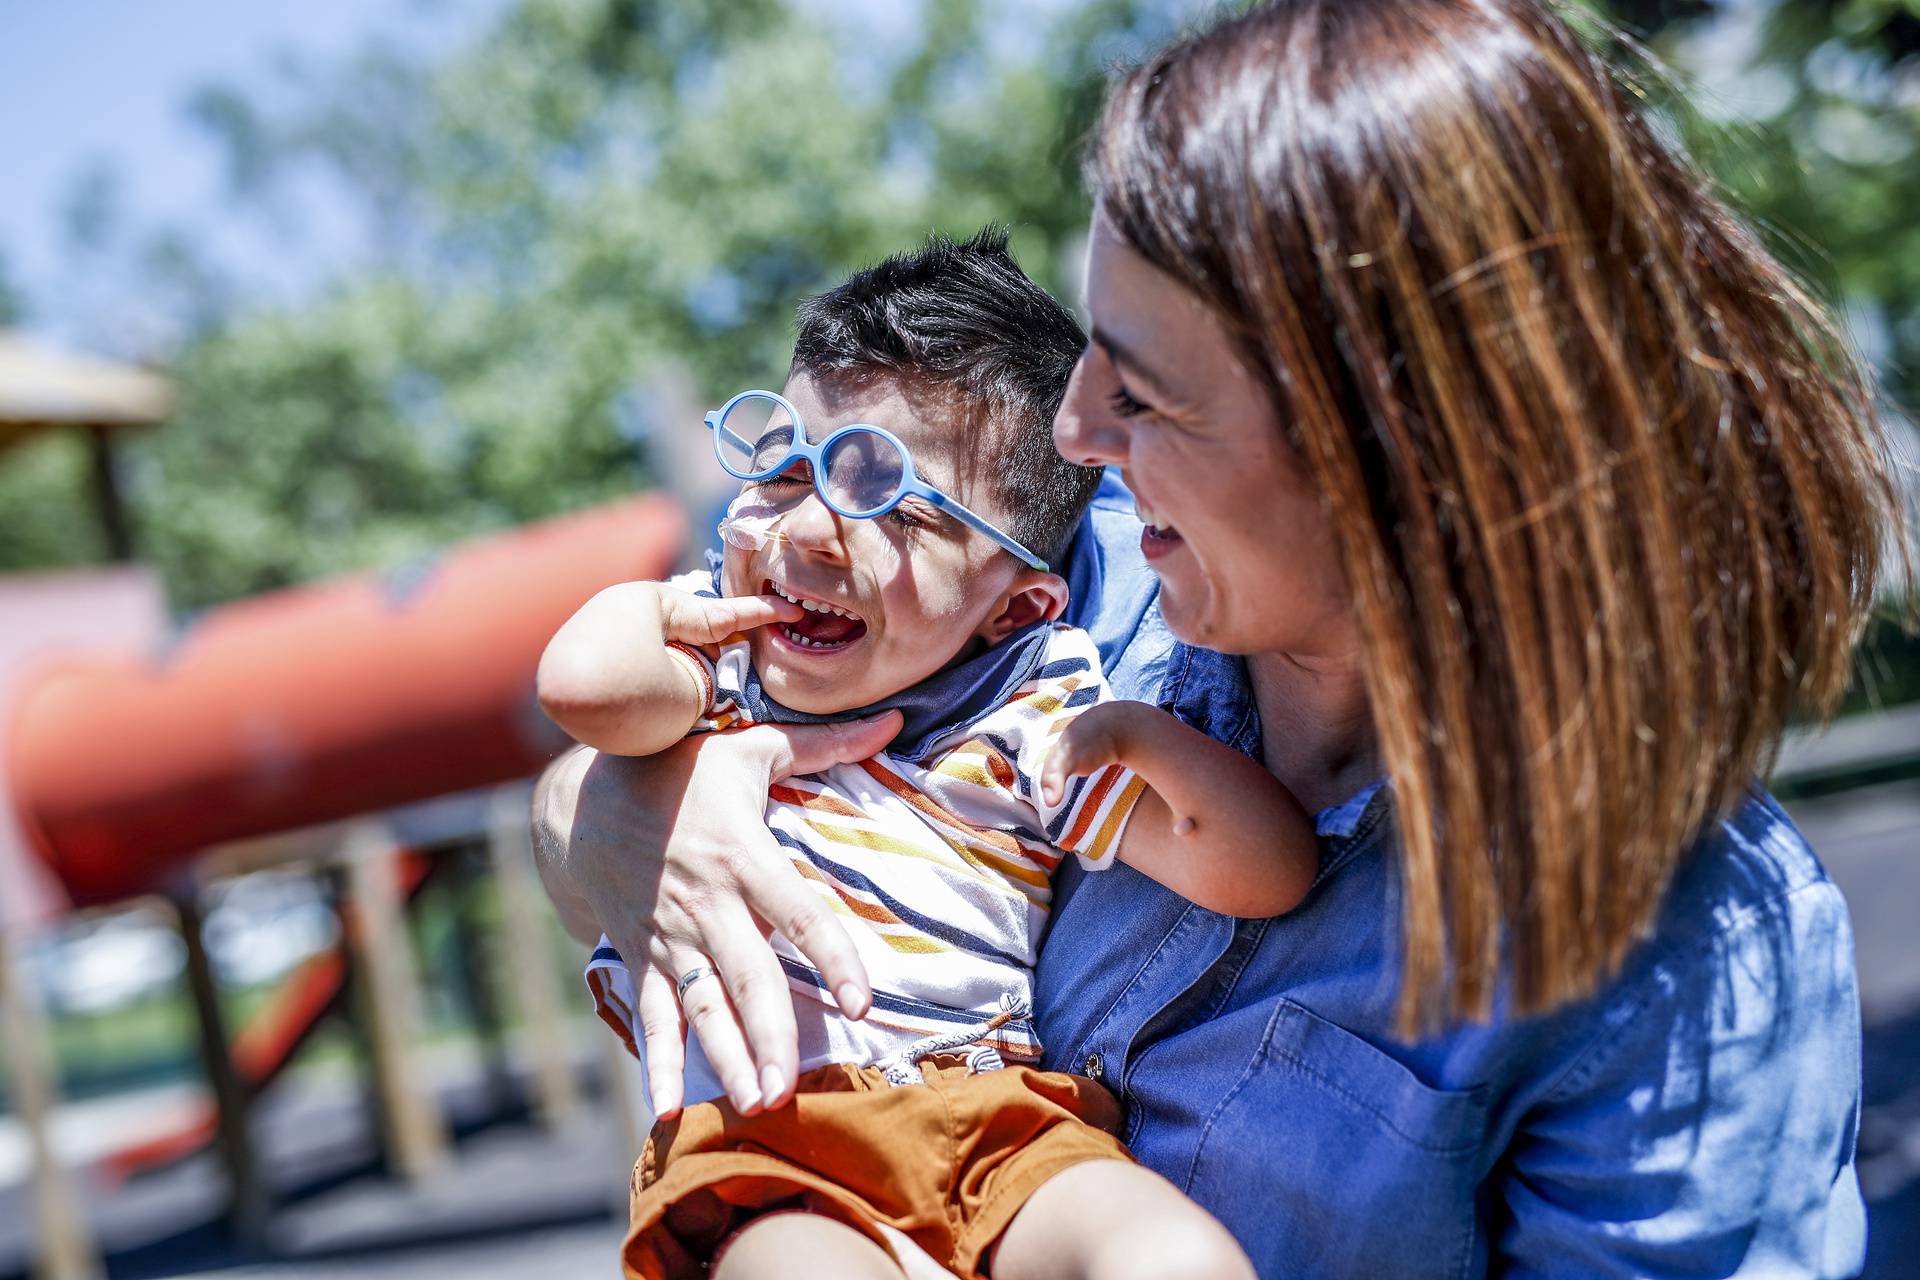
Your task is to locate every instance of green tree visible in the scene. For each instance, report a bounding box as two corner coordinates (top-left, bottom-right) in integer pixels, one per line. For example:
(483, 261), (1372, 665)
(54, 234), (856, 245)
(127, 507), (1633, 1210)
(1580, 0), (1920, 706)
(0, 247), (22, 326)
(6, 0), (1914, 643)
(113, 0), (1187, 608)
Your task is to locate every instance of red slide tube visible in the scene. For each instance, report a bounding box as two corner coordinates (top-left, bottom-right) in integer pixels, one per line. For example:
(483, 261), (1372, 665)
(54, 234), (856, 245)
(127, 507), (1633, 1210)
(9, 494), (684, 906)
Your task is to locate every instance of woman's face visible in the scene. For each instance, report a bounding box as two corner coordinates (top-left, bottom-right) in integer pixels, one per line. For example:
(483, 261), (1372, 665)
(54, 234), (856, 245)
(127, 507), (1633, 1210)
(1055, 212), (1354, 658)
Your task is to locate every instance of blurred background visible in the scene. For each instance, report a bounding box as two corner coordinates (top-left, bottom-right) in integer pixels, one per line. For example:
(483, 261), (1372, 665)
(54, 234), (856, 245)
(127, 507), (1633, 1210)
(0, 1), (1914, 1277)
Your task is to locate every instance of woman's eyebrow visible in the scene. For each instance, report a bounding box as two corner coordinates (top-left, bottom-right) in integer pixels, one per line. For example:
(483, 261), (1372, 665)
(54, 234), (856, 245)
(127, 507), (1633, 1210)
(1090, 326), (1177, 402)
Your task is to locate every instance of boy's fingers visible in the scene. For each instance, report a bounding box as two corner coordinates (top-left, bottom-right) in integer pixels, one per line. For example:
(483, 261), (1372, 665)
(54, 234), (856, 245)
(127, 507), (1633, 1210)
(687, 595), (803, 643)
(658, 592), (801, 645)
(1039, 752), (1070, 806)
(634, 959), (688, 1120)
(1047, 721), (1099, 775)
(721, 594), (806, 631)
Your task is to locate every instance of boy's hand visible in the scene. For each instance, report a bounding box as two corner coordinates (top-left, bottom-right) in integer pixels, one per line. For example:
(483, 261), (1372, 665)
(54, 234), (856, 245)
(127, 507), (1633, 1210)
(657, 587), (802, 647)
(1041, 699), (1164, 805)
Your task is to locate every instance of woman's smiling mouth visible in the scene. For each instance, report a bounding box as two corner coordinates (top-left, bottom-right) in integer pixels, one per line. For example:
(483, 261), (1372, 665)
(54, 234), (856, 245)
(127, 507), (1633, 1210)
(1133, 494), (1185, 560)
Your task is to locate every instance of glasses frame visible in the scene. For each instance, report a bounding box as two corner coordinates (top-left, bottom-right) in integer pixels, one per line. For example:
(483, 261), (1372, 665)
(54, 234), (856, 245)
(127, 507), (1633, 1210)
(703, 388), (1049, 571)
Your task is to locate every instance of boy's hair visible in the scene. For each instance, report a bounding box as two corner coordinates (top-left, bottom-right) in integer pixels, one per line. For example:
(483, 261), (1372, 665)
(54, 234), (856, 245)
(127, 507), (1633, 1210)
(791, 227), (1100, 568)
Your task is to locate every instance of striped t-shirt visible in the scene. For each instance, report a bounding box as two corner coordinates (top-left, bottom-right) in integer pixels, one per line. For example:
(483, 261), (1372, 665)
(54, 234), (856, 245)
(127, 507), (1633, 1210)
(586, 588), (1145, 1103)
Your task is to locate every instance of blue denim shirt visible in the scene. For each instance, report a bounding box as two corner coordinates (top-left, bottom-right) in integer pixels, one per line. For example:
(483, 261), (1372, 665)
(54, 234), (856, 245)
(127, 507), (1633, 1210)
(1040, 475), (1867, 1278)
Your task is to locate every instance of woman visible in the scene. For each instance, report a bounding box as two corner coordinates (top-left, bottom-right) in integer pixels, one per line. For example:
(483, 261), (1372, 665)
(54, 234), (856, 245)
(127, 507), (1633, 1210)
(534, 1), (1901, 1274)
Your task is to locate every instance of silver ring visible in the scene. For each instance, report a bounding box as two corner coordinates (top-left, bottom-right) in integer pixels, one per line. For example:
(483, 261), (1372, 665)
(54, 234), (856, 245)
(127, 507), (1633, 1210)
(676, 965), (719, 1001)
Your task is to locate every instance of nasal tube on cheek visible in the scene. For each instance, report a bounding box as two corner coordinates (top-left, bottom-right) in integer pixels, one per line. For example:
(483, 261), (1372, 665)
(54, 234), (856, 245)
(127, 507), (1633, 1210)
(717, 491), (788, 551)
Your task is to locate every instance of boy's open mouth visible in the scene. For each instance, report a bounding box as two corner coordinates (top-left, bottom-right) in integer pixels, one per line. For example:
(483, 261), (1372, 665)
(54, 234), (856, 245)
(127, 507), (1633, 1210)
(764, 579), (868, 652)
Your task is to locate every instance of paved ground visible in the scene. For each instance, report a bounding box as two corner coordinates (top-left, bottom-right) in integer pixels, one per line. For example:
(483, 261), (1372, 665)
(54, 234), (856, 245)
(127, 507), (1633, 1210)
(0, 1057), (638, 1280)
(1, 783), (1914, 1279)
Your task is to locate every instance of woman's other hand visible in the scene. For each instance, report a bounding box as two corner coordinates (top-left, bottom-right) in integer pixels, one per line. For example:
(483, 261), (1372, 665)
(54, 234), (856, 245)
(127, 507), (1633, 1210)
(530, 711), (902, 1117)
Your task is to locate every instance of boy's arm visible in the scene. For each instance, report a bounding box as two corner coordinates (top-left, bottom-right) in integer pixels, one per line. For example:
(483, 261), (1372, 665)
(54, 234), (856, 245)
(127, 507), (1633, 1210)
(1041, 701), (1318, 918)
(537, 581), (800, 756)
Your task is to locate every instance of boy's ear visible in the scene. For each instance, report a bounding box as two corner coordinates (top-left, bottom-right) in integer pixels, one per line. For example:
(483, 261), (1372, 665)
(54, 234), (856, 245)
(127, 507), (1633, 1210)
(977, 570), (1069, 645)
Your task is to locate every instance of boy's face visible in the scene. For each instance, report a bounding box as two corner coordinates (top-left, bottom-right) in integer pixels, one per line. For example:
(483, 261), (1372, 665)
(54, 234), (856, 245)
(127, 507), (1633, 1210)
(719, 372), (1045, 715)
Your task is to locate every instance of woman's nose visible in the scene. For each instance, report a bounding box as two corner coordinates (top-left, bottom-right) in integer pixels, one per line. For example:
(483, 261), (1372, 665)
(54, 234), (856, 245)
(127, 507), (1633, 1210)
(1053, 361), (1130, 469)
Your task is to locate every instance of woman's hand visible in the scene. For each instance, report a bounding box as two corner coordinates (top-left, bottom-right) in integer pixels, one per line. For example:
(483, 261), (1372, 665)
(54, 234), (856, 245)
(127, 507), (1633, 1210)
(530, 711), (901, 1118)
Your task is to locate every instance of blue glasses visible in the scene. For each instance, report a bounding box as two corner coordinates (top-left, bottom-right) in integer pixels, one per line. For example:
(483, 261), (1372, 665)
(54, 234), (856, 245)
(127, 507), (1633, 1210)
(704, 389), (1049, 571)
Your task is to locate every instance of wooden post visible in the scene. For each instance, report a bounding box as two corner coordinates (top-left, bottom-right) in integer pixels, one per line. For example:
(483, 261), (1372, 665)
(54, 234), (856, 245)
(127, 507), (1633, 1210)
(341, 822), (447, 1181)
(486, 786), (580, 1129)
(0, 928), (103, 1280)
(172, 888), (268, 1244)
(85, 425), (134, 563)
(323, 864), (388, 1161)
(447, 846), (516, 1117)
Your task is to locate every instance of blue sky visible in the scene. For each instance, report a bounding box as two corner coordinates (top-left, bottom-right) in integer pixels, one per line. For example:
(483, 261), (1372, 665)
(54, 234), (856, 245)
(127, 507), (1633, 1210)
(0, 0), (946, 348)
(0, 0), (507, 340)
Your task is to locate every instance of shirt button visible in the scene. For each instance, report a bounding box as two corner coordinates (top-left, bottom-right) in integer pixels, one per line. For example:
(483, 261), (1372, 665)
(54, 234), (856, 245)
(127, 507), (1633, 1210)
(1083, 1052), (1105, 1082)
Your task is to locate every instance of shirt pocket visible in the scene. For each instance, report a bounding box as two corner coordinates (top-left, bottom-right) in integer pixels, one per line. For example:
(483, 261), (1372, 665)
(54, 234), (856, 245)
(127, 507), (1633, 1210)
(1184, 998), (1488, 1279)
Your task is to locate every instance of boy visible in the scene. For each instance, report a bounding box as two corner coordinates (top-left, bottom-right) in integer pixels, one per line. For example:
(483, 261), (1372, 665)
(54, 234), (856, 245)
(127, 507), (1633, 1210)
(538, 230), (1317, 1280)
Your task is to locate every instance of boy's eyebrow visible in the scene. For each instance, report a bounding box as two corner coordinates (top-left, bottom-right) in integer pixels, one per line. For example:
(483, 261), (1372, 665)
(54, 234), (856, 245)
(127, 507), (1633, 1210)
(1090, 326), (1176, 402)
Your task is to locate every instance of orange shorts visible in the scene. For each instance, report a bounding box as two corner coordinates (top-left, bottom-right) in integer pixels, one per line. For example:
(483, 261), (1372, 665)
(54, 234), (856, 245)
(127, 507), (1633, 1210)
(622, 1057), (1130, 1279)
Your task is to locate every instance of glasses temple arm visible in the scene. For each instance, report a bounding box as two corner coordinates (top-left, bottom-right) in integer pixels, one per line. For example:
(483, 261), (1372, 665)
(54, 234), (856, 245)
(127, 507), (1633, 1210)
(706, 414), (759, 457)
(927, 491), (1050, 573)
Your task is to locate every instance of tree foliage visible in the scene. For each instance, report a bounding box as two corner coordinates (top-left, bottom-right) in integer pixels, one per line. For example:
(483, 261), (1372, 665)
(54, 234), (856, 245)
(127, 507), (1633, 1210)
(0, 248), (22, 327)
(0, 0), (1914, 626)
(34, 0), (1188, 607)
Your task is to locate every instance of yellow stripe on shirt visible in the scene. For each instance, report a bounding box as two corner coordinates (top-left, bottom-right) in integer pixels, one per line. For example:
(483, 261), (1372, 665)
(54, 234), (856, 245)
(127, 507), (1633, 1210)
(1084, 773), (1150, 866)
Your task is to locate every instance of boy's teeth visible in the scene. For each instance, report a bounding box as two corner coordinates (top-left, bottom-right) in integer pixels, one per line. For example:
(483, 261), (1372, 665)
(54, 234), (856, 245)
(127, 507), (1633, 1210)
(781, 625), (831, 648)
(772, 583), (854, 619)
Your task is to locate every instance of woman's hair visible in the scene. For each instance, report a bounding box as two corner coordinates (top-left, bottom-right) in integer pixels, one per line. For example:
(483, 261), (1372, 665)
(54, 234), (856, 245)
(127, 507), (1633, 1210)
(1092, 0), (1905, 1029)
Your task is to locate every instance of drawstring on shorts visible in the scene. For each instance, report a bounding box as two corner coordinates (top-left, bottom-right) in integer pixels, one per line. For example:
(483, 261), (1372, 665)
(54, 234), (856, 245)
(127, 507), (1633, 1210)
(875, 993), (1029, 1087)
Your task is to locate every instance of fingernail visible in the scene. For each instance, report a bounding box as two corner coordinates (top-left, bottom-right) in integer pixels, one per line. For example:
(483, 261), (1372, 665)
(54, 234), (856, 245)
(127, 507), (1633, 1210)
(734, 1085), (763, 1112)
(836, 982), (867, 1017)
(760, 1065), (786, 1100)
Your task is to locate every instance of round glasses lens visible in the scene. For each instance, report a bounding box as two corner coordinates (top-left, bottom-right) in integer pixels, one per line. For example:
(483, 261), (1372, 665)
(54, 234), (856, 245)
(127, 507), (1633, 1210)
(822, 429), (907, 516)
(716, 395), (797, 477)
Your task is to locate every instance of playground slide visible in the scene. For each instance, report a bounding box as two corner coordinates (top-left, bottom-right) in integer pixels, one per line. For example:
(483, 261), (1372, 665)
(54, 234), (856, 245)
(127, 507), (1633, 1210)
(6, 493), (685, 907)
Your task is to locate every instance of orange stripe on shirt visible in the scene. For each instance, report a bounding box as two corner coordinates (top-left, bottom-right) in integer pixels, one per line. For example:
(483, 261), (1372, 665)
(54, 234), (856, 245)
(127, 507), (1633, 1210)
(586, 970), (638, 1058)
(790, 856), (902, 926)
(1002, 673), (1084, 715)
(1083, 773), (1148, 865)
(856, 758), (1051, 889)
(1061, 763), (1125, 853)
(933, 741), (1021, 792)
(769, 782), (866, 819)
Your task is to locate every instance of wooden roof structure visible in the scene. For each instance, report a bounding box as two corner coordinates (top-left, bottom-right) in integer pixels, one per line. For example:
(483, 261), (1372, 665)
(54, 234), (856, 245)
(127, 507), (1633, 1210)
(0, 330), (173, 452)
(0, 330), (174, 561)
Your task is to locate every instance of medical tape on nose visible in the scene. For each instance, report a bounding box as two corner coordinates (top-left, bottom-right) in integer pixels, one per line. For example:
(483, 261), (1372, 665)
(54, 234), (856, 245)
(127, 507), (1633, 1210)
(717, 490), (789, 550)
